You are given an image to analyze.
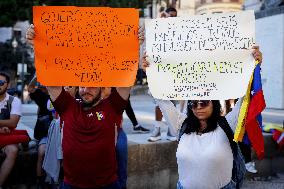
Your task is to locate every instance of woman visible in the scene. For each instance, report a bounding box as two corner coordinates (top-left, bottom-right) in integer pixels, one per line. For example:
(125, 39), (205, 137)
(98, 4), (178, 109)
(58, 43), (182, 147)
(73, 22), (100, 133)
(142, 47), (262, 189)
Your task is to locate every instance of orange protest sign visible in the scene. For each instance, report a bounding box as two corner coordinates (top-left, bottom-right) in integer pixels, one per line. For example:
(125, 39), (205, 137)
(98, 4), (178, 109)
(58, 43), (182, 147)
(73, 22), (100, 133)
(33, 6), (139, 87)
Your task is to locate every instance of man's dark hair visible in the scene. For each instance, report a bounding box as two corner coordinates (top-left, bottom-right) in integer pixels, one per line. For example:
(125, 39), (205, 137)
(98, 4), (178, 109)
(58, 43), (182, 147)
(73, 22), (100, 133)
(165, 7), (177, 13)
(0, 71), (10, 83)
(183, 100), (222, 135)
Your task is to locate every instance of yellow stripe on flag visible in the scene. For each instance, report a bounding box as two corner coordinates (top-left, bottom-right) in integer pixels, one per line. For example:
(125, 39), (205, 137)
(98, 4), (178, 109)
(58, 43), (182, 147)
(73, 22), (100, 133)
(233, 61), (259, 142)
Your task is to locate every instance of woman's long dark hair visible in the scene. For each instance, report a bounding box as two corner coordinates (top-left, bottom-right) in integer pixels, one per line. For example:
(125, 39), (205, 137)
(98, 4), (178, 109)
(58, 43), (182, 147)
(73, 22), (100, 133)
(183, 100), (222, 135)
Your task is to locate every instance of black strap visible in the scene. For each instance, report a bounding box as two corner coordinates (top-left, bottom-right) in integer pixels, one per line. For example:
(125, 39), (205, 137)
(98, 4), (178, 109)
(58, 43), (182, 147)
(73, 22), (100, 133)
(219, 117), (241, 189)
(7, 96), (14, 118)
(218, 116), (238, 157)
(178, 118), (188, 141)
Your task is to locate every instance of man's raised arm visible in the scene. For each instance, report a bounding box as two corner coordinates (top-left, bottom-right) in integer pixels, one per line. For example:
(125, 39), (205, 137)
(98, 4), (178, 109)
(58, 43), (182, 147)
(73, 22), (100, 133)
(26, 25), (63, 102)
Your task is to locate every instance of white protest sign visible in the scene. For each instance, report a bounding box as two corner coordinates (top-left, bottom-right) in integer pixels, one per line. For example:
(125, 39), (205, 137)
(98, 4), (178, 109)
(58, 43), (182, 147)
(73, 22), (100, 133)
(145, 11), (256, 100)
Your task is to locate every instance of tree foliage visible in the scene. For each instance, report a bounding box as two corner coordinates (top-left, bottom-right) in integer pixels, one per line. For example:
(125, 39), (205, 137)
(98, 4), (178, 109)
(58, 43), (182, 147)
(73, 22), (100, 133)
(0, 0), (146, 27)
(0, 0), (35, 27)
(0, 0), (146, 86)
(0, 40), (34, 86)
(43, 0), (142, 7)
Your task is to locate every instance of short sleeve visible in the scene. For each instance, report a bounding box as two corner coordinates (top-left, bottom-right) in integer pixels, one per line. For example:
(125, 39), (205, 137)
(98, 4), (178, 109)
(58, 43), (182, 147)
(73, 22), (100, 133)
(11, 97), (22, 116)
(52, 90), (76, 115)
(108, 88), (128, 115)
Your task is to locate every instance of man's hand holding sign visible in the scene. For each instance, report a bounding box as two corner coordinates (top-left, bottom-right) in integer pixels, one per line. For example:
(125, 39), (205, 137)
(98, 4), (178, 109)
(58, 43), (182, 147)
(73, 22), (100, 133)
(26, 6), (144, 189)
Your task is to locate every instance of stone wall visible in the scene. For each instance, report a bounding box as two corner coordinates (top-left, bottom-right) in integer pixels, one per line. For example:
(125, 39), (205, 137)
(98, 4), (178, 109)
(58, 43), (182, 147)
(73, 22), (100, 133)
(127, 141), (178, 189)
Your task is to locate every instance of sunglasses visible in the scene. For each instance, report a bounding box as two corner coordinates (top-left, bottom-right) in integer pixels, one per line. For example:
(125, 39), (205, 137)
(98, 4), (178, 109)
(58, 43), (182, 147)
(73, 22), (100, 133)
(0, 80), (7, 86)
(189, 100), (211, 109)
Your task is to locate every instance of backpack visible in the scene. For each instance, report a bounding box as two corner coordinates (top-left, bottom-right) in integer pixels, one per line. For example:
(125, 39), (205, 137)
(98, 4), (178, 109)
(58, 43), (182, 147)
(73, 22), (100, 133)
(218, 117), (246, 189)
(0, 95), (14, 120)
(34, 115), (52, 140)
(178, 116), (246, 189)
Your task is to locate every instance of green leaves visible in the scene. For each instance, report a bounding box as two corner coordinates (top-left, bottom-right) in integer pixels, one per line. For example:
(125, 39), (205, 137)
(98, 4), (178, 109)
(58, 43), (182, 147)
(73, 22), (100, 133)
(0, 0), (146, 27)
(0, 0), (34, 27)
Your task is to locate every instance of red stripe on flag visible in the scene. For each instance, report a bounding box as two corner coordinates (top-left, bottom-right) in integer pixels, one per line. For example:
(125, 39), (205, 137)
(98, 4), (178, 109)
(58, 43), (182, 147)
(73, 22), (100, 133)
(246, 91), (266, 123)
(245, 119), (264, 159)
(245, 90), (266, 159)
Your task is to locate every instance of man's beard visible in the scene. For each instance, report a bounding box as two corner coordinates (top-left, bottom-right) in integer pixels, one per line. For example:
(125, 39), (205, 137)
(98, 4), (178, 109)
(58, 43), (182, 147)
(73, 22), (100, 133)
(82, 91), (101, 108)
(0, 88), (7, 96)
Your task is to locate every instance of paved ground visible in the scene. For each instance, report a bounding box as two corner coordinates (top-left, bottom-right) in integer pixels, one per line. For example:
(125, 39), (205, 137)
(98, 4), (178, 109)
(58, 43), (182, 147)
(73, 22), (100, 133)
(18, 94), (284, 189)
(242, 173), (284, 189)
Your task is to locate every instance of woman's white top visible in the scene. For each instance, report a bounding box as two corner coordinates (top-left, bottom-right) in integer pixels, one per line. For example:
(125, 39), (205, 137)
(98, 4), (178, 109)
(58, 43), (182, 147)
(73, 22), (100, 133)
(155, 98), (242, 189)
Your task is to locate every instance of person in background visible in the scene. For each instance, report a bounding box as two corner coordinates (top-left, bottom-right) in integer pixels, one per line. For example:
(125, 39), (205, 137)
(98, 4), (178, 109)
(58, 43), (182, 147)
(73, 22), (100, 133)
(28, 75), (53, 189)
(0, 72), (22, 189)
(148, 7), (178, 142)
(160, 7), (177, 18)
(127, 98), (149, 133)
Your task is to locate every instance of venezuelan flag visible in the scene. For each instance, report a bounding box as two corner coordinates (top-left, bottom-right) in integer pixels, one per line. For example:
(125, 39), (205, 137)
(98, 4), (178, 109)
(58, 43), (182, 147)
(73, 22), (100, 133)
(234, 61), (266, 159)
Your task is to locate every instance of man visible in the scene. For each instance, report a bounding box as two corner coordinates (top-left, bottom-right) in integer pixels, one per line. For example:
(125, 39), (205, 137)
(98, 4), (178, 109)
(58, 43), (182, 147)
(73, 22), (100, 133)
(26, 24), (142, 188)
(28, 76), (53, 189)
(160, 7), (177, 18)
(148, 7), (179, 142)
(0, 72), (22, 189)
(48, 85), (129, 189)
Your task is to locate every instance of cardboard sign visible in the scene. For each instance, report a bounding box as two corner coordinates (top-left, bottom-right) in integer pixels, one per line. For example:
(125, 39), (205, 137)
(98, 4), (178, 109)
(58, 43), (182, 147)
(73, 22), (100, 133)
(145, 11), (256, 100)
(33, 6), (139, 87)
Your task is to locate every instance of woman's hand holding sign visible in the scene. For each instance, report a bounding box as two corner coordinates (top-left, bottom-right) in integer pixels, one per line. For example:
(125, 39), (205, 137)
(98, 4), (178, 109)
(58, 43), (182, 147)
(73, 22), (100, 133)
(252, 46), (262, 64)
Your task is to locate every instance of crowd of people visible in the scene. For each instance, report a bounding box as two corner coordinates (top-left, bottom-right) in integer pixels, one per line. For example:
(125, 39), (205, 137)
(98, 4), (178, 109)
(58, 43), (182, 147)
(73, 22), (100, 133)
(0, 7), (264, 189)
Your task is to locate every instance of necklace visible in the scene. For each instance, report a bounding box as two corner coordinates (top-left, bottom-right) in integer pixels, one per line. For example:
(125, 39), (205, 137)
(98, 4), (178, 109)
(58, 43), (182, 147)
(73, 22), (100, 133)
(197, 131), (203, 136)
(197, 126), (207, 135)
